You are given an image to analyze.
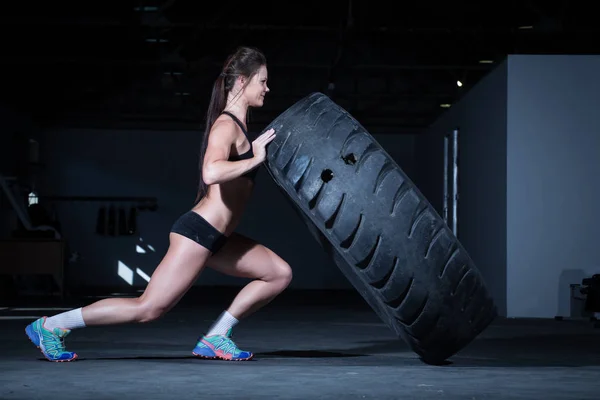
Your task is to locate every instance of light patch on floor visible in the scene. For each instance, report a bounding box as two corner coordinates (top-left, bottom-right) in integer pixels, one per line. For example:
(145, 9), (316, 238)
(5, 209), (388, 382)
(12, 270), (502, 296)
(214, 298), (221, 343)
(118, 260), (134, 285)
(136, 268), (151, 282)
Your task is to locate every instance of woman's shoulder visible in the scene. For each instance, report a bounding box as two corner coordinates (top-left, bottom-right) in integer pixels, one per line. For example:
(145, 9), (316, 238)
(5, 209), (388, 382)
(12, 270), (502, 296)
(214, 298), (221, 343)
(211, 115), (239, 134)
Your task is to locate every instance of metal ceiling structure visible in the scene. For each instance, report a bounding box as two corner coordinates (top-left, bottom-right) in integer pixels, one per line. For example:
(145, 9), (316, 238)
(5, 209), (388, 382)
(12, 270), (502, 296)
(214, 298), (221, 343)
(1, 1), (598, 133)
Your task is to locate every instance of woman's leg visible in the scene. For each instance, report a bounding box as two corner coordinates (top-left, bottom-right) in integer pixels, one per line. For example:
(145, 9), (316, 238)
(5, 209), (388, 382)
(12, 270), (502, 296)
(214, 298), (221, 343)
(207, 232), (293, 321)
(190, 233), (292, 361)
(81, 232), (212, 325)
(25, 232), (212, 362)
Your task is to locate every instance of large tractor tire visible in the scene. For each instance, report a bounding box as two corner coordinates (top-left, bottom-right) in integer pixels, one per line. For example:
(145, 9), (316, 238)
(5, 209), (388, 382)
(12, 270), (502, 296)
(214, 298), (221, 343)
(261, 92), (497, 364)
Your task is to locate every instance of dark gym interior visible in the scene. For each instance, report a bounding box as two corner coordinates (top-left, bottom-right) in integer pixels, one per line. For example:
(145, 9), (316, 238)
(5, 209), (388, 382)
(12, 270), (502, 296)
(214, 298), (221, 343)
(1, 2), (599, 399)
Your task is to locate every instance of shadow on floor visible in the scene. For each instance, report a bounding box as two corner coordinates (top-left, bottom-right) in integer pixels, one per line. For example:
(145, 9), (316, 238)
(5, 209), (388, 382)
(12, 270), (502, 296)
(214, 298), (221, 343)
(29, 332), (600, 367)
(41, 350), (367, 363)
(343, 332), (600, 368)
(258, 350), (366, 358)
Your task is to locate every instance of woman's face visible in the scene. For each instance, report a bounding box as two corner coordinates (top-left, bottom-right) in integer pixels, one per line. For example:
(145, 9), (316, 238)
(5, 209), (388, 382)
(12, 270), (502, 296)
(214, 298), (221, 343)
(243, 65), (270, 108)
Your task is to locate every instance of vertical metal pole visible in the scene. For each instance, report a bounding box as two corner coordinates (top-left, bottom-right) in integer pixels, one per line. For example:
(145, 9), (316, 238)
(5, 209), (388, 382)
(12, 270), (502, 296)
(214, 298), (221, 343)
(451, 129), (459, 237)
(443, 135), (449, 224)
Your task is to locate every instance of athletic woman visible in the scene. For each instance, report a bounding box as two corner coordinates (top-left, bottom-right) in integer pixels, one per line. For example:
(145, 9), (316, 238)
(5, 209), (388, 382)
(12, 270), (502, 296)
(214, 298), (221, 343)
(25, 46), (292, 362)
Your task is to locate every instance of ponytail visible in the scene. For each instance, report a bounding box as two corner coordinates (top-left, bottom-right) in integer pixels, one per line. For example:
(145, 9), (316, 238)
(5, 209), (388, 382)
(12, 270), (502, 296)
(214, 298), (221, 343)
(194, 73), (227, 204)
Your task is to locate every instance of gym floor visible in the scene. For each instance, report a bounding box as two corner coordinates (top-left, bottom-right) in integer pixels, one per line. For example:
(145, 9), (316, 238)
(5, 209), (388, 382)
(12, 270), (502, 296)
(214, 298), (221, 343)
(1, 287), (599, 400)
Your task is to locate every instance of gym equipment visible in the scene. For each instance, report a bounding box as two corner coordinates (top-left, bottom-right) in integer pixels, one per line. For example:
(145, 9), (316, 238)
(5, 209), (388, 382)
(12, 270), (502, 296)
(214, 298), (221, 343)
(262, 93), (496, 364)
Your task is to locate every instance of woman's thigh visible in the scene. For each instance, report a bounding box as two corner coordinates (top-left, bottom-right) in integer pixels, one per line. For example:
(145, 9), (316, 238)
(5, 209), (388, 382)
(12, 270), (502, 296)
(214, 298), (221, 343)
(139, 232), (212, 311)
(207, 233), (291, 281)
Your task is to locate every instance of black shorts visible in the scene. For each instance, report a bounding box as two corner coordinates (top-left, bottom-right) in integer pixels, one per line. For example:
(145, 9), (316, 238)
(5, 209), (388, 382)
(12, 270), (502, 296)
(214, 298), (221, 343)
(170, 211), (228, 253)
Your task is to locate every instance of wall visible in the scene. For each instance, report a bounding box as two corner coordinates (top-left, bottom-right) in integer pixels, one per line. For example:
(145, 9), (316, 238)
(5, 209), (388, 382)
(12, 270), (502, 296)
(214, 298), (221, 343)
(415, 54), (600, 318)
(415, 61), (508, 317)
(0, 104), (40, 239)
(37, 127), (417, 292)
(506, 55), (600, 318)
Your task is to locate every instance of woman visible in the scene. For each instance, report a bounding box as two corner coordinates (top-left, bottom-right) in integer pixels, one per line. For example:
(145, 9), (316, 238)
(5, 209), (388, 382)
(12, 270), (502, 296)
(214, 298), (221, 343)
(25, 46), (292, 362)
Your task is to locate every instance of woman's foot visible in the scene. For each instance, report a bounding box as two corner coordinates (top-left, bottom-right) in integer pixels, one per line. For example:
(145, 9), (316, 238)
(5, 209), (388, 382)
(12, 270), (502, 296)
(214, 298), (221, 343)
(192, 329), (253, 361)
(25, 317), (78, 362)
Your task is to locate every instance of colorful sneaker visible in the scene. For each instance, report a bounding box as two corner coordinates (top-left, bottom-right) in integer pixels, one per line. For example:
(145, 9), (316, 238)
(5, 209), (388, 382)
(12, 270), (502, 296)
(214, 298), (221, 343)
(25, 317), (78, 362)
(192, 329), (253, 361)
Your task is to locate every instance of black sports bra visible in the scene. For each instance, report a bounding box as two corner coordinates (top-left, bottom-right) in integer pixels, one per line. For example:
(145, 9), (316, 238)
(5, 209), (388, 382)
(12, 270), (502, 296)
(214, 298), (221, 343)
(222, 111), (259, 181)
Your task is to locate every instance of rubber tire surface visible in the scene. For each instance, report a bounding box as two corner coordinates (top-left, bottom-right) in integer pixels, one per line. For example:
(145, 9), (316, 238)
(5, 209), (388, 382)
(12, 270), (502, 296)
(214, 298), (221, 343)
(261, 93), (497, 364)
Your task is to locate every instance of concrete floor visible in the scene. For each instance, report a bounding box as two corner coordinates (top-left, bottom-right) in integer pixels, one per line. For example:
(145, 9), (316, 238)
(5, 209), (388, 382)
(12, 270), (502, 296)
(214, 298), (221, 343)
(1, 288), (599, 399)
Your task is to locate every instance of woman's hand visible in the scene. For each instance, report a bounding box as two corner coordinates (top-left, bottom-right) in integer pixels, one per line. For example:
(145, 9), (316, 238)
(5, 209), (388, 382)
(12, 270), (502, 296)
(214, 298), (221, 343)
(252, 128), (276, 163)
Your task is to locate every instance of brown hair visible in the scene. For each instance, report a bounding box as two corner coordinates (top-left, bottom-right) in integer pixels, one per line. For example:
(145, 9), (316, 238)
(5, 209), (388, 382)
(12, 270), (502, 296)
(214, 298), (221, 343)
(194, 46), (267, 204)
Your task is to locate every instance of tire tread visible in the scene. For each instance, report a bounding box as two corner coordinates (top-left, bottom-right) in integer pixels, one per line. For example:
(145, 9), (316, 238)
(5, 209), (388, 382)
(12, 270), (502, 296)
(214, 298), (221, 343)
(264, 93), (496, 363)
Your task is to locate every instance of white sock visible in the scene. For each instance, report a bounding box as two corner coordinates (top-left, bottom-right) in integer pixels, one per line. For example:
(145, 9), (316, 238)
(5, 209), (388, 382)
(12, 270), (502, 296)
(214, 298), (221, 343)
(205, 310), (238, 336)
(44, 308), (86, 331)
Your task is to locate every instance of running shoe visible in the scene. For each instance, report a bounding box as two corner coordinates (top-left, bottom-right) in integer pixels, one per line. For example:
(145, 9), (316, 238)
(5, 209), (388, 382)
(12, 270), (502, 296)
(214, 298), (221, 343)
(192, 328), (253, 361)
(25, 317), (78, 362)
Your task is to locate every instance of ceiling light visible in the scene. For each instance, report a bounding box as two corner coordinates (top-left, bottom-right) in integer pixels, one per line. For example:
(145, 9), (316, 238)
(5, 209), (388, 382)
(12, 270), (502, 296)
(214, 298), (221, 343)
(456, 80), (463, 87)
(479, 60), (494, 64)
(518, 25), (533, 29)
(440, 104), (451, 108)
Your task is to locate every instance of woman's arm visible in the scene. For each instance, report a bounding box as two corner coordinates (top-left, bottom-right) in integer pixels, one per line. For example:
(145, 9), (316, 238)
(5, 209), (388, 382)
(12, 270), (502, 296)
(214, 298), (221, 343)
(202, 120), (264, 185)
